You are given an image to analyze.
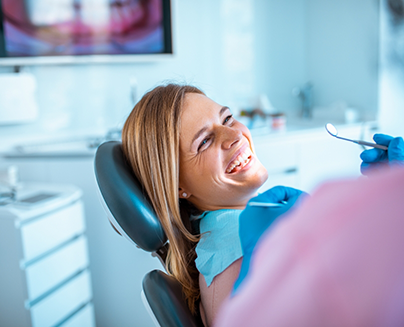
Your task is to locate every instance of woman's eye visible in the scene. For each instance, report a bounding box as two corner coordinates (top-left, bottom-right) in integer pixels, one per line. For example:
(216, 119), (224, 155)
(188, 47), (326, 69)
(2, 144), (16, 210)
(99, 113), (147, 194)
(198, 138), (210, 151)
(223, 114), (233, 124)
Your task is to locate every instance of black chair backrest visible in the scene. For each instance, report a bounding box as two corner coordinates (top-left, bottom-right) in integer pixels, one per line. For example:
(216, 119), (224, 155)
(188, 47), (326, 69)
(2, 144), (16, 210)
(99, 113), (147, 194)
(94, 141), (167, 253)
(94, 141), (204, 327)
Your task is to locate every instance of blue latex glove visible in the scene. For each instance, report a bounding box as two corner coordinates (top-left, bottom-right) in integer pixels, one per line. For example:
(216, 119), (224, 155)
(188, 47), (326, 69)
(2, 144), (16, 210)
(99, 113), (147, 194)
(360, 134), (404, 175)
(232, 186), (307, 295)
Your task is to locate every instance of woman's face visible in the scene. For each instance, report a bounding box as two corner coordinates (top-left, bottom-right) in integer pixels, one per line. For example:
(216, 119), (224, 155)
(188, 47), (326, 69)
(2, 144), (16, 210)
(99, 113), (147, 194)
(179, 93), (268, 212)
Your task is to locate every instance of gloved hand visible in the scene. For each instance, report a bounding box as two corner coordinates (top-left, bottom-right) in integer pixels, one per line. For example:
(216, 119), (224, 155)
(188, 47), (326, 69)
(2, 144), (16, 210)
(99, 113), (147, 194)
(233, 186), (307, 295)
(360, 134), (404, 175)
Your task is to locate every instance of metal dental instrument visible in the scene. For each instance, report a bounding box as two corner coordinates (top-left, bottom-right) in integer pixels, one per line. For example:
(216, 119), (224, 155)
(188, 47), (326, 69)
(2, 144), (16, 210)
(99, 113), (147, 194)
(325, 123), (388, 150)
(248, 201), (287, 207)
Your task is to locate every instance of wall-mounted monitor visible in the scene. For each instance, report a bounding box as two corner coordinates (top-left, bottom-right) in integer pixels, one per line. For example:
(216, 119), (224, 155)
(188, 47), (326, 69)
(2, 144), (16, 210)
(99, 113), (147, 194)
(0, 0), (173, 66)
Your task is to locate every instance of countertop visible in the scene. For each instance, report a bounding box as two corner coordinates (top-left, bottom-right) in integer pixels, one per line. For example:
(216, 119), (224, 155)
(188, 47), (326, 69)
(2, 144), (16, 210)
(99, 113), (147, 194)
(0, 114), (379, 159)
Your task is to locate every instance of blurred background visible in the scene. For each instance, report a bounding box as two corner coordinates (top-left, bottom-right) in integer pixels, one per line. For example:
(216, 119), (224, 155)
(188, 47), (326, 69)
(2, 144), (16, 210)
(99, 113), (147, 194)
(0, 0), (403, 326)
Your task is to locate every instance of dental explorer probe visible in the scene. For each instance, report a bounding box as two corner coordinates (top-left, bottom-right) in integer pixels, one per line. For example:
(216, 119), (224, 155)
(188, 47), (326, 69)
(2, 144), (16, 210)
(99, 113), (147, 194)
(248, 201), (287, 207)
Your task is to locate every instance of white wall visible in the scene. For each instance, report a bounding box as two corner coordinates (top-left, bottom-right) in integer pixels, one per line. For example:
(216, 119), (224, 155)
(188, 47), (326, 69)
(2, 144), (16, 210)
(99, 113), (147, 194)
(252, 0), (379, 120)
(378, 0), (404, 136)
(306, 0), (380, 119)
(253, 0), (307, 111)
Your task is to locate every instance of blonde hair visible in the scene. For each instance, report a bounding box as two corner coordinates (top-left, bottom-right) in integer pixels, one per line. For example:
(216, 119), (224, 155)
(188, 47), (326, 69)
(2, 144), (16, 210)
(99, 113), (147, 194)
(122, 83), (204, 313)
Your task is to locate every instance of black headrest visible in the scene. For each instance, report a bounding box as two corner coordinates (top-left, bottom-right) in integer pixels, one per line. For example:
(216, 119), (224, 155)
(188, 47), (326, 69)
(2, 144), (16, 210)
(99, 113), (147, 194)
(94, 141), (167, 252)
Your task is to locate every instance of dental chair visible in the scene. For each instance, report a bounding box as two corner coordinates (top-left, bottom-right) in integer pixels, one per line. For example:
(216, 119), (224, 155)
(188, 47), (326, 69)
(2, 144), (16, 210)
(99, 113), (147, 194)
(94, 141), (204, 327)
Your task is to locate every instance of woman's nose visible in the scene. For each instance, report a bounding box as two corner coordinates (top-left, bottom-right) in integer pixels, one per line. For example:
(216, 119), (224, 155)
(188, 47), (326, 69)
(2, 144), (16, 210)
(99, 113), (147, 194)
(220, 127), (242, 149)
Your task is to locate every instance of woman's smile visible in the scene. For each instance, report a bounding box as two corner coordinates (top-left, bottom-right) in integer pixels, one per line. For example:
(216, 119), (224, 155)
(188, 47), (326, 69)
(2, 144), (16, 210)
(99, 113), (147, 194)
(225, 143), (253, 174)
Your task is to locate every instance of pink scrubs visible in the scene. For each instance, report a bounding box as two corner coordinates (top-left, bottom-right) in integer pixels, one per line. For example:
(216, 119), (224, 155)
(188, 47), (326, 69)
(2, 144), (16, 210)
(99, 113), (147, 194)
(216, 167), (404, 327)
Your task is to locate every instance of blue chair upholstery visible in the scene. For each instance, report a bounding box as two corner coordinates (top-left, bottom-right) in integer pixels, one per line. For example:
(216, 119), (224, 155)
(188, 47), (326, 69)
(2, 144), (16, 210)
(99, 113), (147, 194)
(94, 141), (204, 327)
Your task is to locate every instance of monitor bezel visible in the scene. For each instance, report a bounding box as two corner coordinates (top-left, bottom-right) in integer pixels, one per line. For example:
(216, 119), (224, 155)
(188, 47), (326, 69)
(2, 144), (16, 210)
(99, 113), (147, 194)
(0, 0), (173, 66)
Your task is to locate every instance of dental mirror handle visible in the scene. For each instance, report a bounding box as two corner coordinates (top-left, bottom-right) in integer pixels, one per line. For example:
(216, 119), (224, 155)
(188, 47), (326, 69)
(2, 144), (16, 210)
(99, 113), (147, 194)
(355, 140), (388, 150)
(335, 135), (388, 150)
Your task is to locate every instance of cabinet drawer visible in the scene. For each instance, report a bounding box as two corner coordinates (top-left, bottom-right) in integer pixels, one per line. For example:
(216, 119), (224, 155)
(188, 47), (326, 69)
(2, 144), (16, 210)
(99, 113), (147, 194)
(21, 201), (85, 261)
(60, 303), (95, 327)
(25, 236), (89, 300)
(254, 141), (298, 173)
(31, 270), (92, 327)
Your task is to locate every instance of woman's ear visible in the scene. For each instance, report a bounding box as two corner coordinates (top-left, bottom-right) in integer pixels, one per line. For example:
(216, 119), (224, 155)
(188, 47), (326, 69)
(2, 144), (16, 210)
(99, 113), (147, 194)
(179, 188), (191, 199)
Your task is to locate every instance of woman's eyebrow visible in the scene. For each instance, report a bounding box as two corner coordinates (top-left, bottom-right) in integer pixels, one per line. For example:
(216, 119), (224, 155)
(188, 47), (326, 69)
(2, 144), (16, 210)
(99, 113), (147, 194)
(191, 106), (229, 148)
(219, 105), (230, 116)
(191, 126), (208, 148)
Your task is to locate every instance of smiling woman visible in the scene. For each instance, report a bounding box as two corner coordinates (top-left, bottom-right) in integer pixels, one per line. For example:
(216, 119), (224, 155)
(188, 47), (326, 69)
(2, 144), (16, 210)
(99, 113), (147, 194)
(121, 83), (268, 326)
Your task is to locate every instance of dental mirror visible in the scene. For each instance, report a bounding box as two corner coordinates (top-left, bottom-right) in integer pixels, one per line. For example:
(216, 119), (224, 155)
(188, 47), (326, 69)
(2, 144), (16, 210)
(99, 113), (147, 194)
(325, 123), (388, 150)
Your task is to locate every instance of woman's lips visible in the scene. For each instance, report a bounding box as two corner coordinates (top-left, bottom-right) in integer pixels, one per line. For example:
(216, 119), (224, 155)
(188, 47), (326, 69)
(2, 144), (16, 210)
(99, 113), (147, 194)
(226, 146), (254, 174)
(227, 155), (255, 174)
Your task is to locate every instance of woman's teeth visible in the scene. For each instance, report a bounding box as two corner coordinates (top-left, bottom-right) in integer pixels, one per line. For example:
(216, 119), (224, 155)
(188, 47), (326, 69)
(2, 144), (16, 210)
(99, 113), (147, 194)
(226, 148), (253, 173)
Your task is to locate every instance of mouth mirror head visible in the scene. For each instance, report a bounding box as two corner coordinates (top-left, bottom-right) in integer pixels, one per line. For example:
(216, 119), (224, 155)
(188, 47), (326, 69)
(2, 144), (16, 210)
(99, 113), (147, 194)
(325, 123), (338, 137)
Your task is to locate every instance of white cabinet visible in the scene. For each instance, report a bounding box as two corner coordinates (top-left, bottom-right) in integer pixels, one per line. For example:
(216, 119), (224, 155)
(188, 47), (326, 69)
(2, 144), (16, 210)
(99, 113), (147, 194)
(0, 156), (162, 327)
(297, 124), (366, 192)
(254, 136), (300, 193)
(0, 183), (95, 327)
(254, 122), (374, 193)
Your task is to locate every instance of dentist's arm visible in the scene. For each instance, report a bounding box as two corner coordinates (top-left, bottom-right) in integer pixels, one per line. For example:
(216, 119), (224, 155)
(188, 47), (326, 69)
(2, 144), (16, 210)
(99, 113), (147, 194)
(360, 134), (404, 175)
(233, 186), (307, 294)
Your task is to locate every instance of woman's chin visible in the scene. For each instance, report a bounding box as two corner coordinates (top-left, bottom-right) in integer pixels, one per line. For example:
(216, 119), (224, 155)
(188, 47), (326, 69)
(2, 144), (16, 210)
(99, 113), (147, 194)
(252, 169), (269, 190)
(242, 157), (268, 183)
(259, 167), (269, 186)
(248, 164), (269, 191)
